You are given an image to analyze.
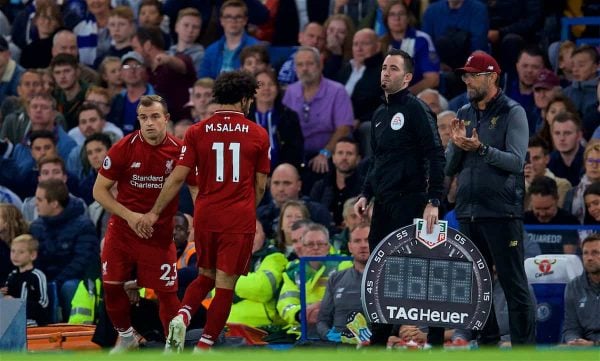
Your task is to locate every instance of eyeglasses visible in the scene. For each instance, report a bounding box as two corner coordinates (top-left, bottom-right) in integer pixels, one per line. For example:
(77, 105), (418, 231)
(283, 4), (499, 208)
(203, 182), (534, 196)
(388, 11), (407, 18)
(586, 158), (600, 165)
(221, 15), (245, 21)
(461, 72), (493, 82)
(122, 64), (142, 71)
(302, 103), (310, 122)
(303, 241), (329, 249)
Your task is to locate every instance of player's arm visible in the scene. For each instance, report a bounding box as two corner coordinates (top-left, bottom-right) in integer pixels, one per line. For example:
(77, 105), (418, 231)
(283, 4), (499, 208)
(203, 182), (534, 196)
(151, 165), (192, 215)
(255, 172), (268, 208)
(188, 185), (199, 202)
(93, 173), (139, 226)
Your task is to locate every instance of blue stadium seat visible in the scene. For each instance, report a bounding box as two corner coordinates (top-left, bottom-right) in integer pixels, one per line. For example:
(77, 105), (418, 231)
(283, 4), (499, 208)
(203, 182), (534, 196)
(524, 254), (583, 344)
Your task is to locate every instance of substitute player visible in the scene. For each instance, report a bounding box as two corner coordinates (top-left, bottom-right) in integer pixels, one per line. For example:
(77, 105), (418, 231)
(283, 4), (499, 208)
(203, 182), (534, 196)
(93, 95), (197, 353)
(138, 71), (270, 352)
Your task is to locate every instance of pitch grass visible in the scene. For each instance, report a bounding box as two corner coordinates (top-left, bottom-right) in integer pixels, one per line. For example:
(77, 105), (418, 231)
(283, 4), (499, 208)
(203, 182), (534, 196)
(0, 347), (598, 361)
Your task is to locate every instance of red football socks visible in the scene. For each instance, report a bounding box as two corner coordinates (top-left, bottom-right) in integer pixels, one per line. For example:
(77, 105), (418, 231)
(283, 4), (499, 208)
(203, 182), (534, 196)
(197, 287), (234, 349)
(156, 290), (181, 336)
(178, 275), (215, 326)
(103, 282), (132, 332)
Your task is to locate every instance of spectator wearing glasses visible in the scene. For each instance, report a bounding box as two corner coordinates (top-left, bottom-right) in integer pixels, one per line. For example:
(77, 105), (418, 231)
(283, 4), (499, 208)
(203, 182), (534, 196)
(276, 223), (340, 339)
(199, 0), (259, 79)
(107, 51), (156, 134)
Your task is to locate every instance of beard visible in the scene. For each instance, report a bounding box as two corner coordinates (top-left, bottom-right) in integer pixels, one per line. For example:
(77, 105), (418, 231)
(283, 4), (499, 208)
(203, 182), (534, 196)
(467, 86), (488, 103)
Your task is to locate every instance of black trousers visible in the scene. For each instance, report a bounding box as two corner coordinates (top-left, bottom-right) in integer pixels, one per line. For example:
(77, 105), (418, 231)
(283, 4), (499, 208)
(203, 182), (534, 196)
(459, 219), (536, 345)
(368, 193), (444, 346)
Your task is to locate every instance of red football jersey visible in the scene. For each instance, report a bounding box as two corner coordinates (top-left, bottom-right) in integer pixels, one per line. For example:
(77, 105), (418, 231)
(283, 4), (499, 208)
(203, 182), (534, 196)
(99, 131), (193, 244)
(179, 110), (270, 233)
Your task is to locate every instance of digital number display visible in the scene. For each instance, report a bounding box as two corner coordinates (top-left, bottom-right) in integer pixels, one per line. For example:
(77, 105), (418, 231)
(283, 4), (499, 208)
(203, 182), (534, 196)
(383, 257), (472, 304)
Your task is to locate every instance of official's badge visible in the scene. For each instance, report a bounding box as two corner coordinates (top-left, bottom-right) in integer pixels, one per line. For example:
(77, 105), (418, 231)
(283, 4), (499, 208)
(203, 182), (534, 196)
(390, 112), (405, 130)
(102, 156), (112, 170)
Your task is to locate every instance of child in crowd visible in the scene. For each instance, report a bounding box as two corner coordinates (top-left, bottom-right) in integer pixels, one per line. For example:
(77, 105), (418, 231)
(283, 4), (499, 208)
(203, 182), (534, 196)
(1, 234), (49, 326)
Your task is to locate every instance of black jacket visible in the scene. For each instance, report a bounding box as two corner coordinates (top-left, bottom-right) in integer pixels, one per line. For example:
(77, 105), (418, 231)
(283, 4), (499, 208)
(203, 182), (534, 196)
(248, 99), (304, 171)
(361, 88), (445, 202)
(336, 52), (385, 123)
(310, 169), (364, 226)
(445, 90), (529, 219)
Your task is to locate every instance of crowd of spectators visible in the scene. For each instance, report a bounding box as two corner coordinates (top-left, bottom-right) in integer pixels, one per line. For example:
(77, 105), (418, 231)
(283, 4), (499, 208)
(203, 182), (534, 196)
(0, 0), (598, 349)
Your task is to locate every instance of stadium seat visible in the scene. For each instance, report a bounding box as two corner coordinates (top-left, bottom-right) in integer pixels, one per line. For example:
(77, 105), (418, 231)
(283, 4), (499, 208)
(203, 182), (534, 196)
(524, 254), (583, 344)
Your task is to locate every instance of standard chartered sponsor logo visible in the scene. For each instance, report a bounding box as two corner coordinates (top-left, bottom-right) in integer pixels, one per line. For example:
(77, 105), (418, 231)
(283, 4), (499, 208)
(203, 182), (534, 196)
(386, 306), (469, 324)
(130, 174), (165, 189)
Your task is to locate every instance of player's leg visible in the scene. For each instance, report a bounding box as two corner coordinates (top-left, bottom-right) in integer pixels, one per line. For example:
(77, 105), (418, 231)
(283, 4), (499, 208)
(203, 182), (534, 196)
(165, 268), (216, 353)
(176, 230), (218, 327)
(196, 270), (240, 350)
(101, 234), (138, 353)
(195, 232), (254, 350)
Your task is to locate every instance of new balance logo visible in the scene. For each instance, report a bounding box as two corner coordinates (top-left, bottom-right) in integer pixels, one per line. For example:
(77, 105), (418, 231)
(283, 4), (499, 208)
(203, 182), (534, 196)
(130, 162), (141, 168)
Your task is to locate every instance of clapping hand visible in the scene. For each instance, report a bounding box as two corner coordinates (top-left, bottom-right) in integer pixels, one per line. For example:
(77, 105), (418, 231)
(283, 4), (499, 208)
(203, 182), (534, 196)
(451, 118), (481, 152)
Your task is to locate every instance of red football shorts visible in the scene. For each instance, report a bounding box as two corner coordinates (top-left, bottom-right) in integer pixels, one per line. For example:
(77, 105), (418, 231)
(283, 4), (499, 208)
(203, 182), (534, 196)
(101, 223), (178, 292)
(195, 230), (254, 276)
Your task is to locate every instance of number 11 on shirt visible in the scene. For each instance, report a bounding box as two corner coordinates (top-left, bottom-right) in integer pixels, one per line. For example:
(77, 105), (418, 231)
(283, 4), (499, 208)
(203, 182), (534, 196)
(212, 142), (240, 182)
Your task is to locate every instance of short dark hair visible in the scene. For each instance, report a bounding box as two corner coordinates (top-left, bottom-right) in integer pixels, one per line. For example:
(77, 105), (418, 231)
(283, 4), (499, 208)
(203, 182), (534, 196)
(37, 178), (69, 208)
(49, 53), (79, 70)
(581, 233), (600, 249)
(335, 136), (360, 154)
(386, 48), (414, 74)
(518, 46), (546, 63)
(77, 103), (104, 122)
(572, 44), (599, 64)
(240, 44), (270, 66)
(584, 181), (600, 198)
(84, 132), (112, 151)
(30, 130), (56, 146)
(38, 154), (66, 174)
(528, 176), (558, 198)
(213, 71), (258, 105)
(135, 26), (165, 50)
(220, 0), (248, 17)
(553, 111), (582, 130)
(137, 94), (169, 115)
(174, 211), (189, 229)
(139, 0), (163, 15)
(528, 136), (550, 155)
